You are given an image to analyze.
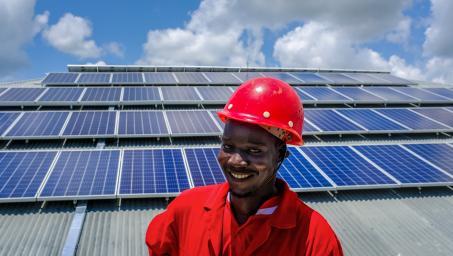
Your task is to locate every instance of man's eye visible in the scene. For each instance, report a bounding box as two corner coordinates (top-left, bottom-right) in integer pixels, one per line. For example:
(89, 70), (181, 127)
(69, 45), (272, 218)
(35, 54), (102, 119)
(248, 148), (261, 154)
(222, 144), (233, 150)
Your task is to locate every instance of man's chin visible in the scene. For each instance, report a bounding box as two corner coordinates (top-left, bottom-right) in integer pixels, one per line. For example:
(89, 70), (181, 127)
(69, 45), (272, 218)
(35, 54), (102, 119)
(229, 188), (254, 198)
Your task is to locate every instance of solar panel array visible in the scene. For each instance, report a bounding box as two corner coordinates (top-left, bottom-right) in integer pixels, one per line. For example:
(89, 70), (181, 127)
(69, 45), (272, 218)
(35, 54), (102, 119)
(1, 143), (453, 202)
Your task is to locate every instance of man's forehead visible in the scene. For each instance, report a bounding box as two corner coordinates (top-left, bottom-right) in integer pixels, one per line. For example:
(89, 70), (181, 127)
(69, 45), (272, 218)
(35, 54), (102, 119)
(223, 120), (276, 144)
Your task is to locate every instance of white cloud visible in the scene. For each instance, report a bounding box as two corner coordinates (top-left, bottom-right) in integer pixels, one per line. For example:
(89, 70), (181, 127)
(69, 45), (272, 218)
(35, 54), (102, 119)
(386, 17), (412, 45)
(85, 60), (107, 66)
(423, 0), (453, 58)
(0, 0), (48, 77)
(104, 42), (124, 57)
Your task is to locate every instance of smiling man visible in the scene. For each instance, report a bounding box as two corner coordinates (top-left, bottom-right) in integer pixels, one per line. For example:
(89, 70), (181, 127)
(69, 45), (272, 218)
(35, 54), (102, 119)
(146, 77), (343, 255)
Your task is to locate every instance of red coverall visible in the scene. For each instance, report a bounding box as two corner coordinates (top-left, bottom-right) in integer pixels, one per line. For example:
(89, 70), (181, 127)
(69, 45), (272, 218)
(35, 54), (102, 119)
(146, 180), (343, 255)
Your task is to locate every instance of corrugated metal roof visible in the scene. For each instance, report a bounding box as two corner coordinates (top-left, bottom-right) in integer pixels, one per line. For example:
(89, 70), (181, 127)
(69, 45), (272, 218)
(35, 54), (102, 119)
(0, 202), (74, 256)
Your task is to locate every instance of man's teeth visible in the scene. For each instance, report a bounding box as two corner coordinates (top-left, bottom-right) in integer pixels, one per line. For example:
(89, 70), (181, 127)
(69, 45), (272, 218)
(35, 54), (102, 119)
(230, 172), (252, 179)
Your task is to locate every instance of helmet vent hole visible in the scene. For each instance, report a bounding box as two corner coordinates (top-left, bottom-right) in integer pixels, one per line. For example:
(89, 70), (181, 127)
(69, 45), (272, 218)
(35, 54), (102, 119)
(263, 111), (270, 118)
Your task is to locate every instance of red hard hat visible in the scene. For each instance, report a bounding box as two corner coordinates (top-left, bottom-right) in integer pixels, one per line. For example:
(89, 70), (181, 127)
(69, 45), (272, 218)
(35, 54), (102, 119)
(218, 77), (304, 145)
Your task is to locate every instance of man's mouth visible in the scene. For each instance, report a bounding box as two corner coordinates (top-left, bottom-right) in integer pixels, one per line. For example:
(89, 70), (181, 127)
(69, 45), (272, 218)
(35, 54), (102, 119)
(230, 171), (253, 180)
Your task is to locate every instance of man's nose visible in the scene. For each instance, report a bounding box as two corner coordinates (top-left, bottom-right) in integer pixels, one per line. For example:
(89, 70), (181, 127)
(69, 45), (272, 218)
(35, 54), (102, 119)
(228, 152), (247, 167)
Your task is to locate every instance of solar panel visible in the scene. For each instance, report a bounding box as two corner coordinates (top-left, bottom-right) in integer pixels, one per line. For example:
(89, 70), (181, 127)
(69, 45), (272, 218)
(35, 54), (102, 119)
(160, 87), (201, 102)
(317, 73), (360, 84)
(62, 111), (116, 137)
(302, 120), (320, 133)
(143, 72), (177, 84)
(330, 87), (385, 102)
(375, 108), (450, 130)
(369, 73), (414, 84)
(278, 147), (333, 190)
(304, 109), (364, 132)
(81, 88), (121, 102)
(166, 110), (222, 135)
(41, 73), (79, 85)
(422, 88), (453, 100)
(336, 109), (408, 131)
(391, 87), (450, 102)
(0, 151), (57, 201)
(118, 111), (169, 136)
(38, 88), (84, 102)
(362, 87), (418, 102)
(343, 73), (389, 84)
(77, 73), (111, 84)
(298, 87), (352, 102)
(260, 72), (303, 84)
(111, 72), (143, 84)
(0, 88), (6, 95)
(0, 88), (45, 102)
(184, 147), (225, 187)
(411, 108), (453, 127)
(231, 72), (263, 82)
(120, 149), (190, 195)
(6, 112), (69, 138)
(301, 146), (397, 187)
(290, 72), (331, 84)
(122, 87), (161, 102)
(174, 72), (209, 84)
(39, 150), (120, 199)
(294, 87), (316, 101)
(354, 145), (453, 184)
(203, 72), (242, 84)
(0, 112), (20, 135)
(196, 87), (232, 102)
(210, 110), (224, 129)
(402, 144), (453, 176)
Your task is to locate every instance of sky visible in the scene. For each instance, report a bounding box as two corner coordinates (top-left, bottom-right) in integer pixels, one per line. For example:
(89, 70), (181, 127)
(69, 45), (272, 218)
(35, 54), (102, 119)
(1, 0), (453, 84)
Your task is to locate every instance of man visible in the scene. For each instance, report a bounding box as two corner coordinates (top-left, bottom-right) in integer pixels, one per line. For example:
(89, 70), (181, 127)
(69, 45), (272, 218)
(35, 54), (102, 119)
(146, 77), (343, 255)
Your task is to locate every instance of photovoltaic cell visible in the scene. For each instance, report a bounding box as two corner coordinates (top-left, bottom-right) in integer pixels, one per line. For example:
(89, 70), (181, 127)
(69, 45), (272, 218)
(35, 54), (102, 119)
(111, 72), (143, 84)
(210, 110), (224, 129)
(260, 72), (303, 84)
(174, 72), (209, 84)
(343, 73), (389, 84)
(0, 151), (57, 200)
(294, 87), (316, 101)
(77, 73), (111, 84)
(161, 87), (201, 101)
(336, 109), (408, 131)
(143, 72), (177, 84)
(421, 88), (453, 100)
(0, 88), (45, 102)
(392, 87), (450, 101)
(62, 111), (116, 136)
(81, 88), (121, 102)
(0, 112), (20, 135)
(291, 72), (331, 84)
(203, 72), (242, 84)
(38, 88), (84, 102)
(122, 87), (161, 101)
(369, 73), (414, 84)
(278, 147), (333, 189)
(318, 73), (360, 84)
(354, 145), (453, 184)
(302, 121), (320, 133)
(304, 109), (364, 132)
(375, 108), (449, 130)
(403, 144), (453, 176)
(362, 87), (418, 102)
(196, 87), (232, 101)
(330, 87), (384, 102)
(184, 148), (225, 187)
(42, 73), (79, 84)
(411, 108), (453, 127)
(118, 111), (168, 136)
(166, 111), (221, 135)
(298, 87), (352, 102)
(231, 72), (263, 82)
(6, 112), (69, 137)
(40, 150), (120, 198)
(301, 146), (397, 187)
(120, 149), (190, 194)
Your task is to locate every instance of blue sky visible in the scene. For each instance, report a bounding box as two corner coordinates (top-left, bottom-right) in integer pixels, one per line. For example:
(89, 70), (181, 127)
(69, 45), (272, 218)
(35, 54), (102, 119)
(1, 0), (453, 83)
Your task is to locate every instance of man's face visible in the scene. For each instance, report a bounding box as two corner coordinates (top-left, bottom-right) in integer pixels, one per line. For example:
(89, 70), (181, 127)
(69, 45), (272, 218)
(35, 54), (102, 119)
(218, 120), (281, 198)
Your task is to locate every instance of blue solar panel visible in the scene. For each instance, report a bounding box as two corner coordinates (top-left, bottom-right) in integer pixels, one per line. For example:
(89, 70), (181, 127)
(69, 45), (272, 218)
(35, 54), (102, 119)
(302, 120), (320, 133)
(362, 87), (418, 102)
(411, 108), (453, 127)
(143, 72), (177, 84)
(0, 112), (20, 135)
(0, 88), (45, 102)
(294, 87), (316, 101)
(375, 108), (449, 130)
(6, 112), (69, 137)
(196, 87), (232, 101)
(174, 72), (209, 84)
(403, 144), (453, 176)
(38, 88), (84, 102)
(278, 147), (333, 190)
(161, 87), (201, 102)
(369, 73), (414, 84)
(120, 149), (190, 195)
(301, 146), (397, 187)
(330, 87), (385, 102)
(62, 111), (116, 136)
(40, 150), (120, 198)
(392, 87), (450, 101)
(0, 151), (57, 200)
(210, 110), (224, 129)
(77, 73), (111, 84)
(111, 72), (143, 84)
(42, 73), (79, 84)
(81, 88), (121, 102)
(203, 72), (242, 84)
(290, 72), (331, 84)
(298, 87), (352, 102)
(336, 109), (408, 131)
(261, 72), (303, 84)
(304, 109), (364, 132)
(166, 111), (221, 135)
(118, 111), (168, 136)
(343, 73), (389, 84)
(231, 72), (263, 82)
(354, 145), (453, 184)
(421, 88), (453, 100)
(122, 87), (161, 102)
(318, 73), (360, 84)
(184, 148), (225, 187)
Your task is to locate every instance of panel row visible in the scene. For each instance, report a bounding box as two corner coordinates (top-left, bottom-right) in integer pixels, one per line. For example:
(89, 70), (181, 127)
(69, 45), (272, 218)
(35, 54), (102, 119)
(1, 107), (452, 140)
(1, 143), (452, 202)
(1, 86), (453, 106)
(41, 72), (414, 85)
